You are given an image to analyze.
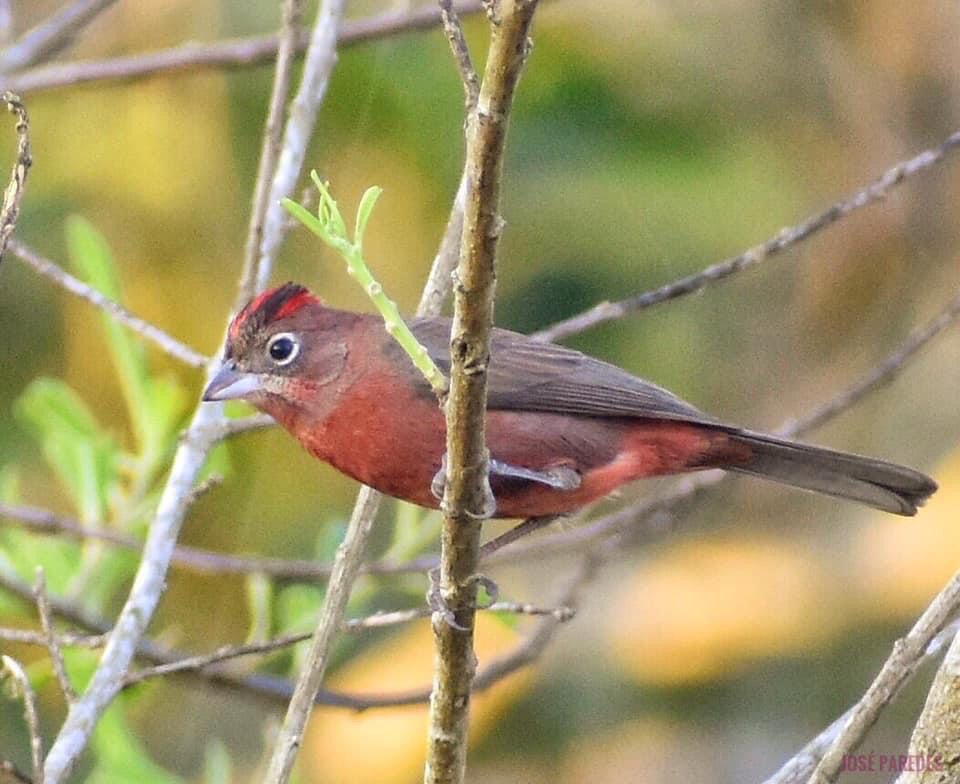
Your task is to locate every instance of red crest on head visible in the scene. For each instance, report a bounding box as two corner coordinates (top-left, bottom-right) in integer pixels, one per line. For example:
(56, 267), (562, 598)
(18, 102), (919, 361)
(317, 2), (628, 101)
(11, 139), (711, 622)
(228, 282), (320, 342)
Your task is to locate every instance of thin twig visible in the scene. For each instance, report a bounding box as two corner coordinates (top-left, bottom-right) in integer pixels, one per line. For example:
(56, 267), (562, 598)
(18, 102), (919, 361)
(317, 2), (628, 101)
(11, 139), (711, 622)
(33, 568), (76, 702)
(762, 619), (960, 784)
(427, 3), (540, 783)
(533, 129), (960, 343)
(806, 571), (960, 784)
(0, 91), (29, 264)
(8, 239), (208, 368)
(253, 0), (347, 295)
(42, 401), (226, 782)
(780, 288), (960, 436)
(0, 0), (118, 73)
(0, 626), (107, 649)
(264, 485), (380, 783)
(1, 655), (43, 783)
(236, 0), (305, 307)
(214, 412), (276, 439)
(1, 2), (490, 95)
(438, 0), (479, 111)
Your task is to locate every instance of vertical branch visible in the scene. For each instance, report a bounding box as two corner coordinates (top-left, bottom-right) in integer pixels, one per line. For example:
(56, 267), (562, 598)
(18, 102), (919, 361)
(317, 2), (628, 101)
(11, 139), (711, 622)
(425, 3), (540, 783)
(254, 0), (348, 294)
(236, 0), (306, 307)
(1, 655), (43, 783)
(0, 91), (30, 264)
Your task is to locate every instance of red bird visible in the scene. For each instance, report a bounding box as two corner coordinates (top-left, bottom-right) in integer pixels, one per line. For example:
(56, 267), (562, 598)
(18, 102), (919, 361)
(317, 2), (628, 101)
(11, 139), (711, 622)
(203, 283), (936, 518)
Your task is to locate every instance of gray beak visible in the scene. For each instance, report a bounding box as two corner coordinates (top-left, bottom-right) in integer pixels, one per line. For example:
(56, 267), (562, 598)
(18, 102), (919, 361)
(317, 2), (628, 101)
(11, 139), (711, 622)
(202, 363), (264, 402)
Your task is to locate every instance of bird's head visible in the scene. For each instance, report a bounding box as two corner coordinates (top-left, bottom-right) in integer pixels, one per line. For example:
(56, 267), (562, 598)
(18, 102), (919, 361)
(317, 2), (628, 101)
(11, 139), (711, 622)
(202, 282), (347, 407)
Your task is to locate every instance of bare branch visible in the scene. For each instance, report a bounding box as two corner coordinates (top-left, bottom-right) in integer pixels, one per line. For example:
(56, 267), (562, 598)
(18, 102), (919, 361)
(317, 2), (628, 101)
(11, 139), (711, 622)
(0, 91), (29, 264)
(0, 0), (118, 73)
(780, 288), (960, 436)
(806, 571), (960, 784)
(0, 626), (107, 649)
(33, 568), (76, 703)
(894, 629), (960, 784)
(1, 2), (490, 96)
(236, 0), (306, 307)
(42, 401), (225, 782)
(253, 0), (347, 294)
(427, 3), (540, 783)
(264, 485), (380, 783)
(763, 620), (960, 784)
(438, 0), (479, 111)
(534, 128), (960, 343)
(8, 239), (208, 368)
(1, 655), (42, 783)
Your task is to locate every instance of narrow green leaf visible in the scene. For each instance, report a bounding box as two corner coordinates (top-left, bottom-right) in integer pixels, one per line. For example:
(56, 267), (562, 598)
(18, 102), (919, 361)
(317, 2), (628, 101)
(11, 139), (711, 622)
(15, 378), (118, 523)
(354, 185), (383, 250)
(65, 216), (152, 454)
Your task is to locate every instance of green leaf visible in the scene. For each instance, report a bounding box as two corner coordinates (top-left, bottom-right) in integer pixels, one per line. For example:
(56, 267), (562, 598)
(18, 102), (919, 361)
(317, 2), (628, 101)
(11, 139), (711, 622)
(245, 572), (273, 643)
(15, 378), (118, 524)
(65, 216), (152, 455)
(89, 701), (186, 784)
(354, 185), (383, 250)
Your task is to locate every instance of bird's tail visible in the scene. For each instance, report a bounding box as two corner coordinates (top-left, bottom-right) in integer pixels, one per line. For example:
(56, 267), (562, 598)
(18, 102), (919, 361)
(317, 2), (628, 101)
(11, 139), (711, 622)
(720, 429), (937, 516)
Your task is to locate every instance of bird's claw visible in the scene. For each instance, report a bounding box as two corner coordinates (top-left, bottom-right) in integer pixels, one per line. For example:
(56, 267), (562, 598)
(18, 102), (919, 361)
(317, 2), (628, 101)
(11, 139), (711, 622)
(430, 455), (497, 519)
(425, 568), (500, 630)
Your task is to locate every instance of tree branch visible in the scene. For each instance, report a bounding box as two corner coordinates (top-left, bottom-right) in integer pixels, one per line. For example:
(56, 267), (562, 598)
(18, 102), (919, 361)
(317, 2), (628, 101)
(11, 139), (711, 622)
(1, 655), (42, 783)
(0, 0), (118, 73)
(806, 571), (960, 784)
(236, 0), (305, 307)
(761, 620), (960, 784)
(253, 0), (346, 294)
(0, 91), (29, 264)
(533, 128), (960, 343)
(1, 2), (491, 95)
(8, 239), (208, 368)
(426, 3), (540, 783)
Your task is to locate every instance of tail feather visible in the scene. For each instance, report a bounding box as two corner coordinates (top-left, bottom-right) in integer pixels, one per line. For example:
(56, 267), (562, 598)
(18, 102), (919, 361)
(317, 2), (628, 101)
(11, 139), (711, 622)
(722, 429), (937, 516)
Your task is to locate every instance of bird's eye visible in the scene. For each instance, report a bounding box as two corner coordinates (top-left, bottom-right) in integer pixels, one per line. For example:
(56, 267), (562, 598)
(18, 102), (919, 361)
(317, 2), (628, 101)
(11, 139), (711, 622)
(267, 332), (300, 366)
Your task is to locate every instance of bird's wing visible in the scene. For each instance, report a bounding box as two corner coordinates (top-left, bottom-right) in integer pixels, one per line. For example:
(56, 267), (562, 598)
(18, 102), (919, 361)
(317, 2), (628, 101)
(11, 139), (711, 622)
(407, 317), (715, 424)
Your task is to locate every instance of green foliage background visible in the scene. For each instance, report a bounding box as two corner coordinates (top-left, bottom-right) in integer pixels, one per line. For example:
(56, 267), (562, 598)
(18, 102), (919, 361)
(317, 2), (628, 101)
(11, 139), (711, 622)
(1, 2), (959, 782)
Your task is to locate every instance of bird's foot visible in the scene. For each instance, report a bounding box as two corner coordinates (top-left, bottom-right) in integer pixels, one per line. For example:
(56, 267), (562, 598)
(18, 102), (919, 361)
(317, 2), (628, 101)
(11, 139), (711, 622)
(430, 454), (497, 519)
(430, 456), (581, 515)
(426, 568), (500, 631)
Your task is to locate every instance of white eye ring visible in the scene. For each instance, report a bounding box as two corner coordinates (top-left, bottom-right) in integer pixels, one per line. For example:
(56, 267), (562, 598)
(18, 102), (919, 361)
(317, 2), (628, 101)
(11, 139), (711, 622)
(267, 332), (300, 366)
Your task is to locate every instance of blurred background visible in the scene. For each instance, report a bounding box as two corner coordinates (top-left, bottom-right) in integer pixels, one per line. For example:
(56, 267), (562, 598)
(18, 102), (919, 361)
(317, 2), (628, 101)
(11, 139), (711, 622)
(1, 1), (960, 782)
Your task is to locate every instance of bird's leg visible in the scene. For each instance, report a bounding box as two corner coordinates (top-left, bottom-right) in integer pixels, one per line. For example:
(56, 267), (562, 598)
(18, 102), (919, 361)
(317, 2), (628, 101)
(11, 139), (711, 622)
(430, 455), (581, 505)
(428, 457), (576, 628)
(479, 514), (563, 560)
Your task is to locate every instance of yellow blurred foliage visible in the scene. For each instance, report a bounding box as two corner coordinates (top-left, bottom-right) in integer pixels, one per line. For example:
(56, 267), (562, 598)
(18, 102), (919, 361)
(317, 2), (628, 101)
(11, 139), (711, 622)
(607, 539), (832, 685)
(853, 448), (960, 617)
(559, 718), (713, 784)
(303, 614), (533, 784)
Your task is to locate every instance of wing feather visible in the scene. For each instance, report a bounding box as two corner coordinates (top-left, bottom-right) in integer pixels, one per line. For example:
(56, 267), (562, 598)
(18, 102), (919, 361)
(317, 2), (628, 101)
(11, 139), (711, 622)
(407, 318), (714, 424)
